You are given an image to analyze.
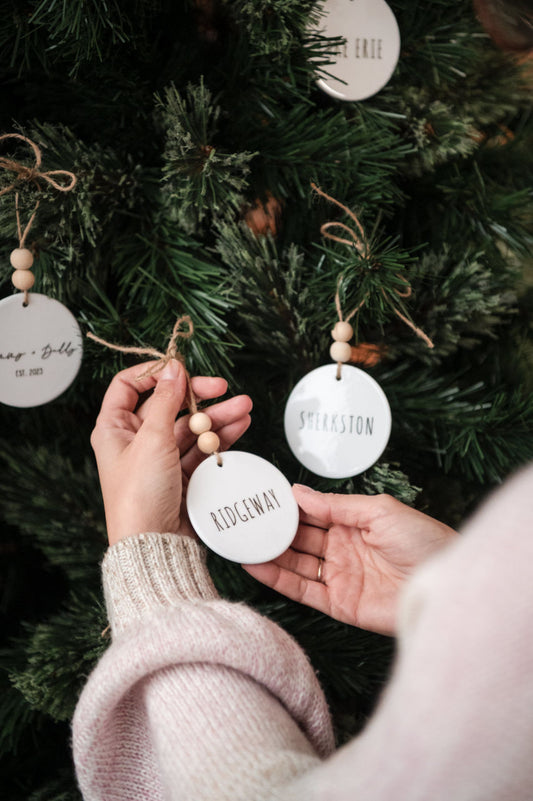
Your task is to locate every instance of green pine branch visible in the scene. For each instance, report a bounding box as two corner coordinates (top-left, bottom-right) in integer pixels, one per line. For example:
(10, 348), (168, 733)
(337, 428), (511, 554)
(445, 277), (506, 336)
(158, 81), (256, 232)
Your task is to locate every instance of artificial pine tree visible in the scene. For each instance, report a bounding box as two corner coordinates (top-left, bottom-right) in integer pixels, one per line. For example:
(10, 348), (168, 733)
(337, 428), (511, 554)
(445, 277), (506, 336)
(1, 1), (532, 798)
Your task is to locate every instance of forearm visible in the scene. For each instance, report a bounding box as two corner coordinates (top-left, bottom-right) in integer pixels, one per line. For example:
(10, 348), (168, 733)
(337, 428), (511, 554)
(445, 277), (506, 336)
(72, 533), (334, 801)
(143, 661), (321, 800)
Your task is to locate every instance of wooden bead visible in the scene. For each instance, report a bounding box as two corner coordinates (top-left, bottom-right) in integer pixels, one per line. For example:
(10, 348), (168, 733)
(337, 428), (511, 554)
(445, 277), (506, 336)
(331, 321), (353, 342)
(197, 430), (220, 455)
(189, 411), (212, 435)
(11, 270), (35, 291)
(330, 341), (352, 363)
(10, 248), (34, 270)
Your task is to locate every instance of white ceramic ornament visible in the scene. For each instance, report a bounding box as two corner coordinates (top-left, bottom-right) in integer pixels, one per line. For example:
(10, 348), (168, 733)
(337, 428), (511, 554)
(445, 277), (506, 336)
(0, 293), (83, 407)
(314, 0), (401, 101)
(284, 363), (391, 478)
(187, 450), (299, 564)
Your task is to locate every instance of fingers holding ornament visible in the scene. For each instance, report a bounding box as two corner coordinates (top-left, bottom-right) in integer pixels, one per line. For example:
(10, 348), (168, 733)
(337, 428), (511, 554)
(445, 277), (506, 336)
(242, 559), (330, 613)
(89, 316), (299, 565)
(269, 547), (327, 585)
(290, 521), (329, 557)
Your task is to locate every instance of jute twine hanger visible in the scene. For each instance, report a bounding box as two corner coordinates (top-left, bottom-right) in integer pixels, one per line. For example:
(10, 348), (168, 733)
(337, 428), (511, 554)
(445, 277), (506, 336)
(86, 316), (223, 465)
(0, 133), (77, 304)
(311, 182), (434, 356)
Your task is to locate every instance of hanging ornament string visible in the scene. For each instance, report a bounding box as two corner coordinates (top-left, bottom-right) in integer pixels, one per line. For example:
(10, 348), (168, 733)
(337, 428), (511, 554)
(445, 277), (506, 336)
(87, 315), (198, 399)
(311, 183), (434, 371)
(87, 316), (223, 466)
(334, 274), (366, 325)
(15, 192), (40, 249)
(332, 275), (366, 379)
(0, 133), (77, 305)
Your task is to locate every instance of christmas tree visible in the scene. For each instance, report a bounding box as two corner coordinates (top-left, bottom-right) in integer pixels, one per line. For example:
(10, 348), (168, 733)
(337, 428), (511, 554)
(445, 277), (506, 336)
(1, 1), (532, 797)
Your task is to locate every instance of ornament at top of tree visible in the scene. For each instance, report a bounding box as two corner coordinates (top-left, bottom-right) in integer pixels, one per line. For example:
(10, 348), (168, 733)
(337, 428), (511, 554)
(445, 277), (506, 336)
(87, 317), (299, 564)
(312, 0), (401, 101)
(0, 133), (82, 408)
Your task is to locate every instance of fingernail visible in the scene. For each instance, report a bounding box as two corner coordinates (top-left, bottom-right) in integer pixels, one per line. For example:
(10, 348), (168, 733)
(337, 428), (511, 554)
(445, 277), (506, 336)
(293, 483), (318, 494)
(159, 359), (180, 380)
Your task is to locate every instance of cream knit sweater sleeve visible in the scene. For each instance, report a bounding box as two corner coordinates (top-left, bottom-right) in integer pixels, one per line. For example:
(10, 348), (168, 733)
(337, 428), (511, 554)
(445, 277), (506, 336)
(73, 466), (533, 801)
(72, 533), (335, 801)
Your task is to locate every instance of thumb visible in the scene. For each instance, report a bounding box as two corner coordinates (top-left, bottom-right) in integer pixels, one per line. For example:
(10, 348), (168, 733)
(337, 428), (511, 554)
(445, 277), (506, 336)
(292, 484), (332, 526)
(141, 359), (187, 438)
(293, 483), (384, 528)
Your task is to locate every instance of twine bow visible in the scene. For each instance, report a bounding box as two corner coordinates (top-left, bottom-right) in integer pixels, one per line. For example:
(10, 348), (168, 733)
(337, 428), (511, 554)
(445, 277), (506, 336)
(0, 133), (77, 197)
(311, 182), (368, 259)
(312, 183), (434, 349)
(87, 315), (200, 414)
(0, 132), (77, 253)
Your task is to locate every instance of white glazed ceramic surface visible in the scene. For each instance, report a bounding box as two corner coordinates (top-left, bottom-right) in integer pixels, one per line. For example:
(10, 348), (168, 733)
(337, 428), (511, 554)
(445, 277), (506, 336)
(0, 293), (83, 407)
(315, 0), (401, 101)
(187, 450), (299, 563)
(284, 363), (392, 478)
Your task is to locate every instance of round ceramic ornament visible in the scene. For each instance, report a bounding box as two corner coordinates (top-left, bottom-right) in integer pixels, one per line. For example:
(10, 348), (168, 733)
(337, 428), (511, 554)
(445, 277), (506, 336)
(314, 0), (401, 101)
(0, 293), (83, 407)
(284, 363), (391, 478)
(187, 450), (299, 564)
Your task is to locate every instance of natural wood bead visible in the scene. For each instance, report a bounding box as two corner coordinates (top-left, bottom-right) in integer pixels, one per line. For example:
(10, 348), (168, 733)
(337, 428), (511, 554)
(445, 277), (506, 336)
(197, 430), (220, 455)
(330, 341), (352, 363)
(11, 270), (35, 291)
(10, 248), (34, 270)
(331, 321), (353, 342)
(189, 411), (212, 435)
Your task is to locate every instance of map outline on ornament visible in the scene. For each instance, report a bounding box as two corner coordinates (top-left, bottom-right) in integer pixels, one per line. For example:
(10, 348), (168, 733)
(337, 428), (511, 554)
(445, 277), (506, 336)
(284, 363), (392, 478)
(0, 292), (83, 408)
(314, 0), (401, 102)
(186, 450), (299, 564)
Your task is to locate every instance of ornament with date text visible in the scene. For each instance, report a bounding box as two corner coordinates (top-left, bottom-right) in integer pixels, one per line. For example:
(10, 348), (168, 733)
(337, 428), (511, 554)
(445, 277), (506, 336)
(0, 133), (82, 407)
(314, 0), (401, 101)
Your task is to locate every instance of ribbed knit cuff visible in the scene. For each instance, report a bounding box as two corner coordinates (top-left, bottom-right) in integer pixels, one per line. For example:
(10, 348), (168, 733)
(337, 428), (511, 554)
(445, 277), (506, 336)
(102, 532), (219, 637)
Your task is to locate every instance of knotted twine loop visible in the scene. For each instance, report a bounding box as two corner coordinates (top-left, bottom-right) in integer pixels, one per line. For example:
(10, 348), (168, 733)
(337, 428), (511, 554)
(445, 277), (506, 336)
(0, 133), (78, 304)
(86, 317), (223, 466)
(312, 183), (434, 367)
(87, 315), (198, 410)
(0, 133), (77, 197)
(311, 182), (368, 259)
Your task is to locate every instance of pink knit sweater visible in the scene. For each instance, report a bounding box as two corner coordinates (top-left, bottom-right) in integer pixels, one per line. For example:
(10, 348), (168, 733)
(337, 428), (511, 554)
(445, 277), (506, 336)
(73, 465), (533, 800)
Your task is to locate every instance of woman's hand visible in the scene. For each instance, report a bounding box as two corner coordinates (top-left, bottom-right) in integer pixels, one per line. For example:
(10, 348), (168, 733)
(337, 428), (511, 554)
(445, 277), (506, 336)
(243, 485), (457, 636)
(91, 359), (252, 546)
